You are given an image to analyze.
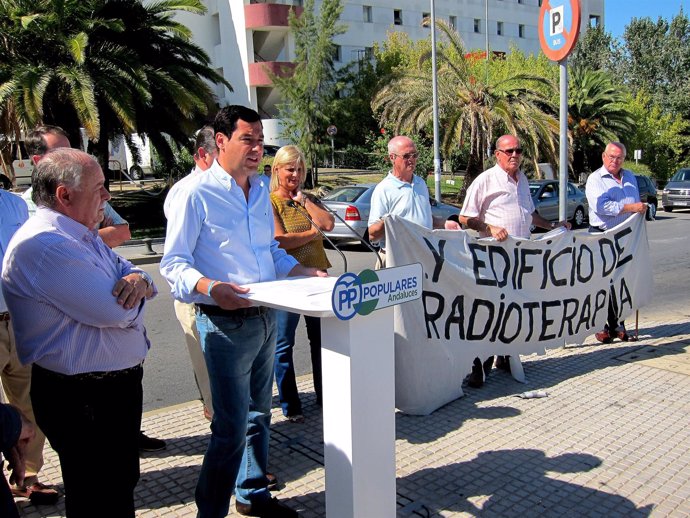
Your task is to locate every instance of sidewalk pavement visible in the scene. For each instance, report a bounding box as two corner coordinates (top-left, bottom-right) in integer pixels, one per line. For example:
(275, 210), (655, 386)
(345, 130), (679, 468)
(14, 306), (690, 517)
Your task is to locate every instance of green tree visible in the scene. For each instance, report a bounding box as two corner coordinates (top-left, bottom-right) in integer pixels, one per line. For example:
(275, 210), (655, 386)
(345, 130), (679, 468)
(569, 25), (620, 73)
(372, 20), (560, 202)
(624, 90), (689, 180)
(271, 0), (345, 187)
(620, 12), (690, 117)
(567, 67), (635, 175)
(0, 0), (228, 173)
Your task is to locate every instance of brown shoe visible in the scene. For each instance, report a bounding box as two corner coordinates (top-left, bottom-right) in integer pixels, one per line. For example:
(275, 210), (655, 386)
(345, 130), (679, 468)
(495, 355), (511, 373)
(266, 472), (279, 491)
(12, 482), (59, 505)
(236, 497), (299, 517)
(595, 330), (613, 344)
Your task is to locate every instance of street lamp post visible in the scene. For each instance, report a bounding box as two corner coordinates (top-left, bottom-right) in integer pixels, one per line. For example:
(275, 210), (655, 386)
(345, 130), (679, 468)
(430, 0), (441, 202)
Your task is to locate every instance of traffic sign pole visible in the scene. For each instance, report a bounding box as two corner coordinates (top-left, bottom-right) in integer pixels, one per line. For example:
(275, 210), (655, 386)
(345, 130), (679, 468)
(539, 0), (581, 224)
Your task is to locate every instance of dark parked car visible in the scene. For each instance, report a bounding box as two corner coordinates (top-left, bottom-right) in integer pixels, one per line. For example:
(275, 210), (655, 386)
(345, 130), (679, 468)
(662, 168), (690, 212)
(320, 183), (458, 245)
(635, 175), (658, 218)
(529, 180), (588, 228)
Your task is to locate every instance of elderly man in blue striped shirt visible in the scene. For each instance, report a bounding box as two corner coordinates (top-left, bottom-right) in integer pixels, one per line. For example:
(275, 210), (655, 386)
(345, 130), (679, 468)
(585, 142), (647, 344)
(2, 148), (156, 518)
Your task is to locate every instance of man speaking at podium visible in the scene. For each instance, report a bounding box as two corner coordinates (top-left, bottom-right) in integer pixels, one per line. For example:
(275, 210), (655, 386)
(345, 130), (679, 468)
(161, 105), (325, 518)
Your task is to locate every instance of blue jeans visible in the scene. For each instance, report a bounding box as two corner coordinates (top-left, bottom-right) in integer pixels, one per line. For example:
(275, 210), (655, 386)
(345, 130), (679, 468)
(194, 309), (276, 518)
(274, 310), (323, 416)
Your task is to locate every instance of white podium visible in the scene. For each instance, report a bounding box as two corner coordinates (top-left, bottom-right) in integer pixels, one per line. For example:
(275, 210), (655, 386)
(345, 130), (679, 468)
(242, 276), (396, 518)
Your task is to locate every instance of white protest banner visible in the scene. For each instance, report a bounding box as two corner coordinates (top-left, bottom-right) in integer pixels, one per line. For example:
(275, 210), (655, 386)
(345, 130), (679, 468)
(385, 214), (653, 415)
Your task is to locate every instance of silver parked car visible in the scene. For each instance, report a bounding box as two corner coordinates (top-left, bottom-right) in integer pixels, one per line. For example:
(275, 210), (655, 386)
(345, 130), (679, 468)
(662, 168), (690, 212)
(320, 183), (458, 245)
(529, 180), (588, 228)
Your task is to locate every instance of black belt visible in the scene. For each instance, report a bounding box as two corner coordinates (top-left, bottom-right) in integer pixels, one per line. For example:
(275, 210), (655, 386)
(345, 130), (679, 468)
(0, 312), (9, 322)
(196, 303), (269, 318)
(33, 362), (143, 382)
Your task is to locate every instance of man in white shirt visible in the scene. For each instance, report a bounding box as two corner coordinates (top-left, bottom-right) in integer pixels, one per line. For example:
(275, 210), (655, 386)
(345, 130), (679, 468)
(161, 106), (325, 518)
(367, 136), (434, 267)
(445, 135), (569, 387)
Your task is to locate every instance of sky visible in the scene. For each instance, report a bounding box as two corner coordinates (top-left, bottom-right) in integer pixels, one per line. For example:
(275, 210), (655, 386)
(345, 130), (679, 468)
(604, 0), (690, 38)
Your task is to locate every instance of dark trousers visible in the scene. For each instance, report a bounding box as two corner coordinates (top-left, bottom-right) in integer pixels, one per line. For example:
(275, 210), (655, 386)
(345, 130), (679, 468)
(589, 226), (625, 332)
(31, 364), (143, 518)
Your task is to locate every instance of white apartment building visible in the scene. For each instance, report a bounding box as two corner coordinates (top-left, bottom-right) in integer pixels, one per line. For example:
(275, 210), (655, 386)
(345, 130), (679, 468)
(177, 0), (605, 144)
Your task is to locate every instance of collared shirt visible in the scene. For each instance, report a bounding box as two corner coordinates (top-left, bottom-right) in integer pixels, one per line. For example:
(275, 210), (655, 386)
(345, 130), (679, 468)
(22, 187), (126, 225)
(585, 166), (640, 230)
(367, 172), (433, 249)
(460, 164), (535, 239)
(160, 160), (297, 304)
(1, 207), (155, 374)
(0, 191), (28, 313)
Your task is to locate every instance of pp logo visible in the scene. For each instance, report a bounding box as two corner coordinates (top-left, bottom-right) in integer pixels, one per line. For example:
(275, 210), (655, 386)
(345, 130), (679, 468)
(331, 270), (379, 320)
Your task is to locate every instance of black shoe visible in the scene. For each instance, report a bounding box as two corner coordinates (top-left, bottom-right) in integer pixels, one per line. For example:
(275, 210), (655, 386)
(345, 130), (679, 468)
(467, 358), (484, 388)
(138, 431), (166, 452)
(266, 472), (279, 491)
(495, 355), (511, 373)
(236, 497), (299, 517)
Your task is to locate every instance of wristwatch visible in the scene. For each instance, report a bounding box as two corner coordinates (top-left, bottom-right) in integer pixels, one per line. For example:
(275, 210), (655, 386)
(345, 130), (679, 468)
(138, 271), (153, 289)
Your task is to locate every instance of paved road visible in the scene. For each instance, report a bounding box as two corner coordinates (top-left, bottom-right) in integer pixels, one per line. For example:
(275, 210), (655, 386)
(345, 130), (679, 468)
(137, 210), (690, 412)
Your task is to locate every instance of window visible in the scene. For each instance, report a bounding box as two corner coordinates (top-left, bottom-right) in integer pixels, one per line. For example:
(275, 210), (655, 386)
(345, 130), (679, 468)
(518, 0), (524, 4)
(333, 44), (342, 62)
(519, 24), (525, 38)
(474, 18), (480, 33)
(394, 9), (402, 25)
(497, 21), (503, 36)
(589, 15), (601, 28)
(449, 15), (457, 31)
(363, 5), (372, 23)
(422, 12), (430, 25)
(364, 47), (374, 60)
(538, 0), (543, 5)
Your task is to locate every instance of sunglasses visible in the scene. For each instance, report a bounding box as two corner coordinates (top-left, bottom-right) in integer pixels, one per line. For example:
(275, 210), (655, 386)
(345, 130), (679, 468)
(392, 152), (419, 160)
(497, 148), (523, 156)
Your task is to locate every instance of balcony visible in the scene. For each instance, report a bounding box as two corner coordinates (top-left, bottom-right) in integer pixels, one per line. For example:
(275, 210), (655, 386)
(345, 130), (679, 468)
(249, 61), (296, 87)
(245, 3), (302, 30)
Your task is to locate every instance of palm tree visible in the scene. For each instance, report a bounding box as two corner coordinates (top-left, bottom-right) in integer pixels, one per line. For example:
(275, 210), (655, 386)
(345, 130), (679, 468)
(568, 66), (635, 174)
(0, 0), (229, 172)
(372, 19), (560, 202)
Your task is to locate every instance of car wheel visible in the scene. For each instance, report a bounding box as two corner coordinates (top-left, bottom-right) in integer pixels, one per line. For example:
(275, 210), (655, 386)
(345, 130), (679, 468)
(129, 165), (144, 180)
(363, 229), (379, 250)
(664, 206), (674, 212)
(571, 206), (585, 228)
(648, 203), (657, 220)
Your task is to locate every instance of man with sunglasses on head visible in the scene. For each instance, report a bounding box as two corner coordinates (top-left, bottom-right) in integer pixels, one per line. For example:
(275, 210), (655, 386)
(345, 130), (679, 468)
(367, 136), (435, 267)
(445, 134), (569, 387)
(585, 142), (646, 344)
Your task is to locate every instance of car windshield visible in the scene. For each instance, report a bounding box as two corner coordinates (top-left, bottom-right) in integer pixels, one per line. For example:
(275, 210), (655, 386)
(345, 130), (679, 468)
(670, 169), (690, 182)
(323, 187), (369, 203)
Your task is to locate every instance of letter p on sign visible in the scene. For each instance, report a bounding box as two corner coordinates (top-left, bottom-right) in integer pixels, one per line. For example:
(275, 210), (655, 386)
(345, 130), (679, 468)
(550, 6), (564, 36)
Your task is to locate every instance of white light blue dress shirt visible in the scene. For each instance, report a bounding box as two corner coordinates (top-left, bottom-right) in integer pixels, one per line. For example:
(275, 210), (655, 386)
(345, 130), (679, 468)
(160, 160), (297, 304)
(1, 207), (154, 374)
(367, 172), (433, 249)
(586, 166), (640, 230)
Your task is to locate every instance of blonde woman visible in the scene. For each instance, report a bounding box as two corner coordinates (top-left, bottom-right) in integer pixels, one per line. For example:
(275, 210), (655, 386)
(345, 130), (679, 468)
(269, 146), (334, 422)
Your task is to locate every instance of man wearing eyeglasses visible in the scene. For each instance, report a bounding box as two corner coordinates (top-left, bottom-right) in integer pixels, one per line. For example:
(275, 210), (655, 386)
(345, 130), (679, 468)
(445, 134), (569, 387)
(585, 142), (647, 344)
(367, 136), (434, 267)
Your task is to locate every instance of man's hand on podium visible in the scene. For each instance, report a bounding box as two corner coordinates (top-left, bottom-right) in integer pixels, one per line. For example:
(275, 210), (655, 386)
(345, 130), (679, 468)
(210, 282), (253, 310)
